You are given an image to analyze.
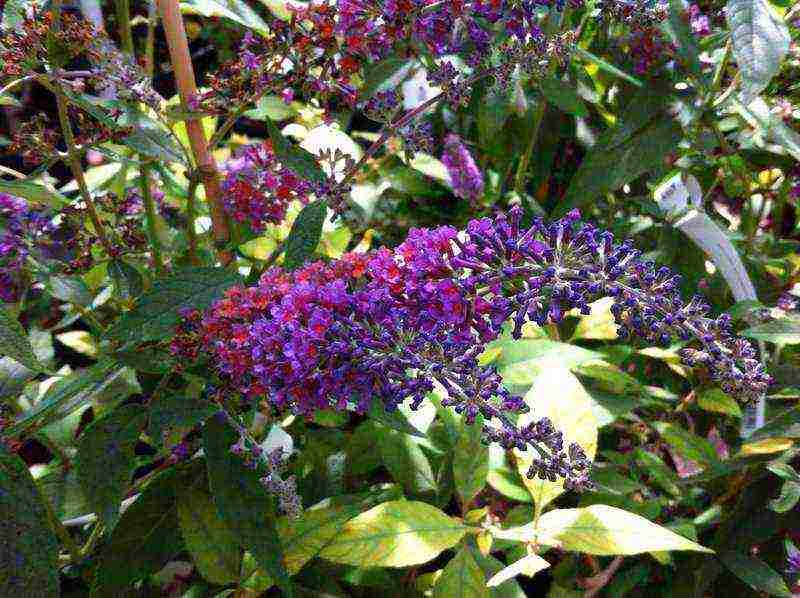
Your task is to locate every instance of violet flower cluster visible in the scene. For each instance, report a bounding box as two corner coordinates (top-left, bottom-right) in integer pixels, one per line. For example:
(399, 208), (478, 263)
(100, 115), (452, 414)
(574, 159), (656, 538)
(0, 193), (54, 302)
(221, 142), (313, 230)
(442, 134), (484, 204)
(175, 209), (769, 495)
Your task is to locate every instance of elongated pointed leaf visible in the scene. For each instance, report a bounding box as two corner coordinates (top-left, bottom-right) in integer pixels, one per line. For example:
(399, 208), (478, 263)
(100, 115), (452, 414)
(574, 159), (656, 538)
(75, 404), (146, 531)
(0, 179), (67, 208)
(8, 361), (120, 437)
(178, 489), (242, 584)
(0, 307), (44, 373)
(203, 416), (292, 596)
(0, 444), (59, 597)
(726, 0), (790, 102)
(105, 268), (241, 344)
(92, 467), (192, 597)
(283, 200), (328, 271)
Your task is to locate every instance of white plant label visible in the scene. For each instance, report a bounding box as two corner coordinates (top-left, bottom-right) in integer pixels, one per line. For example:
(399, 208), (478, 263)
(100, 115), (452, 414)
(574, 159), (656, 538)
(655, 174), (765, 436)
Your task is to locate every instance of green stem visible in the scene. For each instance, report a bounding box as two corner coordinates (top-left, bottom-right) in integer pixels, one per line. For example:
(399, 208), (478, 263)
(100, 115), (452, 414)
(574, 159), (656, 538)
(114, 0), (134, 55)
(80, 522), (105, 557)
(186, 175), (200, 265)
(145, 0), (158, 78)
(44, 493), (81, 564)
(512, 7), (568, 195)
(139, 164), (165, 273)
(54, 89), (115, 257)
(513, 99), (548, 195)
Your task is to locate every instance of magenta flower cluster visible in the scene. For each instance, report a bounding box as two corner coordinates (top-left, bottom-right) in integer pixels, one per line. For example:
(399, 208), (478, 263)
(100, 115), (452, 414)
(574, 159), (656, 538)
(175, 208), (769, 490)
(221, 142), (313, 230)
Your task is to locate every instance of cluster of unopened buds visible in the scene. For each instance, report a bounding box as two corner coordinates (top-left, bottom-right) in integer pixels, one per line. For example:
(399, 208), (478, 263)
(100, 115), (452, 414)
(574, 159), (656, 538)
(226, 415), (301, 517)
(174, 208), (770, 501)
(59, 188), (166, 271)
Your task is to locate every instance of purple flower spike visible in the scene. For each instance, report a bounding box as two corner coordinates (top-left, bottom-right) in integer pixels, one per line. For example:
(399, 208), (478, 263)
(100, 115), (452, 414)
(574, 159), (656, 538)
(442, 134), (484, 204)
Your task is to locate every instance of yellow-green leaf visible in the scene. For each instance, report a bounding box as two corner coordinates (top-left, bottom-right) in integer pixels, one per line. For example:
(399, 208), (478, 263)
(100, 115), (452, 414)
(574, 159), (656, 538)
(318, 500), (467, 567)
(56, 330), (99, 358)
(697, 389), (742, 417)
(535, 505), (713, 555)
(571, 297), (619, 341)
(514, 368), (598, 512)
(177, 489), (242, 584)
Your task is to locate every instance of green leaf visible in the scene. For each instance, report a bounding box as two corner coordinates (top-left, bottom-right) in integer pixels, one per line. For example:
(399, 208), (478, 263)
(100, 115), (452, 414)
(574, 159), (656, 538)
(769, 480), (800, 513)
(767, 463), (800, 483)
(266, 118), (327, 184)
(365, 401), (425, 438)
(0, 94), (20, 107)
(453, 418), (489, 506)
(719, 551), (793, 597)
(490, 338), (600, 390)
(652, 422), (720, 468)
(0, 179), (67, 208)
(433, 544), (490, 598)
(751, 406), (800, 440)
(574, 47), (643, 87)
(148, 395), (218, 449)
(378, 428), (437, 497)
(92, 467), (190, 597)
(181, 0), (270, 34)
(283, 200), (328, 271)
(34, 466), (91, 521)
(0, 357), (35, 403)
(0, 306), (44, 373)
(539, 78), (589, 117)
(726, 0), (790, 102)
(75, 404), (146, 531)
(178, 489), (242, 584)
(558, 113), (680, 215)
(514, 368), (598, 512)
(0, 443), (59, 598)
(243, 95), (298, 122)
(318, 500), (468, 567)
(743, 318), (800, 345)
(697, 389), (743, 417)
(108, 259), (144, 301)
(500, 504), (713, 555)
(633, 449), (682, 497)
(277, 492), (392, 577)
(203, 416), (292, 596)
(105, 268), (241, 344)
(361, 55), (411, 99)
(8, 361), (120, 437)
(664, 0), (705, 81)
(48, 275), (93, 306)
(64, 92), (187, 166)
